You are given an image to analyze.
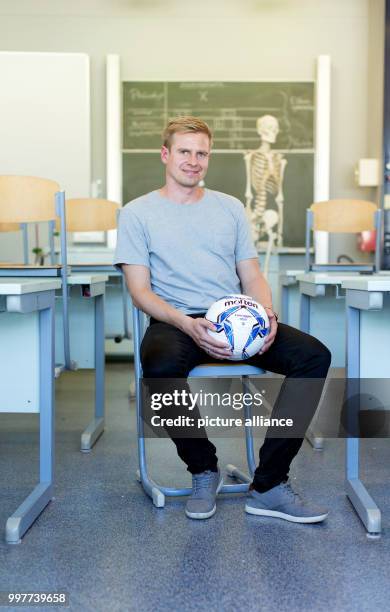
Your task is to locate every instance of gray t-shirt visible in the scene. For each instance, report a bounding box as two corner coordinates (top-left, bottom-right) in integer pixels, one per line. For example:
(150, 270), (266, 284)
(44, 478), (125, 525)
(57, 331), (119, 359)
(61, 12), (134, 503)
(114, 189), (257, 314)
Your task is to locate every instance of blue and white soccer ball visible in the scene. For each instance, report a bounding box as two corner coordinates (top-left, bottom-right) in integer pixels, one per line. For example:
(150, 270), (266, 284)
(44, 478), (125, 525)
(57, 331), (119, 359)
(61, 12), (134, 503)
(205, 294), (270, 360)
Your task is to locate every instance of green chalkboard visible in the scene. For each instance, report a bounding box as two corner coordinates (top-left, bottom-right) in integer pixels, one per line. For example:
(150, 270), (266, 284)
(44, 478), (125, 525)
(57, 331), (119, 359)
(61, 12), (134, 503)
(122, 81), (314, 247)
(122, 152), (313, 248)
(123, 81), (314, 150)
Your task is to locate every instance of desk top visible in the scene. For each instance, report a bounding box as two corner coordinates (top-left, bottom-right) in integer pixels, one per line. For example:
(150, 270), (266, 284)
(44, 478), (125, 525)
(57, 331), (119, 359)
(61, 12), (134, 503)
(296, 272), (360, 285)
(68, 273), (109, 285)
(258, 247), (309, 254)
(0, 265), (65, 277)
(342, 276), (390, 291)
(0, 264), (61, 269)
(70, 263), (116, 269)
(283, 269), (305, 277)
(0, 278), (61, 294)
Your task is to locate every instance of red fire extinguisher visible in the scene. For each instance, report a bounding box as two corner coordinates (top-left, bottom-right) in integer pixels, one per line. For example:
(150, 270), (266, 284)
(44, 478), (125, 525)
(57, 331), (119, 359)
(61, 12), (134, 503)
(358, 230), (376, 252)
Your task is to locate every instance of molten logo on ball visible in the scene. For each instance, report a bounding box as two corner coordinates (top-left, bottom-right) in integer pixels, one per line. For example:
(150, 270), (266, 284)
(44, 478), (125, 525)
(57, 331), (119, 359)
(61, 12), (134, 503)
(206, 294), (270, 360)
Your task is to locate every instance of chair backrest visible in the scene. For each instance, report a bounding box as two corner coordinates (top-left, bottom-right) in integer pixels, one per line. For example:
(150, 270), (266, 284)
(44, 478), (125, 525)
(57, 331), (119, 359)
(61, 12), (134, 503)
(0, 175), (73, 370)
(63, 198), (120, 232)
(0, 175), (60, 223)
(311, 199), (377, 233)
(0, 175), (62, 265)
(305, 199), (381, 272)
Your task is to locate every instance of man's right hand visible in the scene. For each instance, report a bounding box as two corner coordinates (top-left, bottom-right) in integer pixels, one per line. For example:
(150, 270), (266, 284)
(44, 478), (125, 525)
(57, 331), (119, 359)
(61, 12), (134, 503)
(183, 317), (233, 360)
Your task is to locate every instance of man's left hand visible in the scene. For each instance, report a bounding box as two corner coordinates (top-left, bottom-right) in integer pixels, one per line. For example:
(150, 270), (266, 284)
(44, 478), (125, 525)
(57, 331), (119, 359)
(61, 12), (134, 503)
(258, 308), (278, 355)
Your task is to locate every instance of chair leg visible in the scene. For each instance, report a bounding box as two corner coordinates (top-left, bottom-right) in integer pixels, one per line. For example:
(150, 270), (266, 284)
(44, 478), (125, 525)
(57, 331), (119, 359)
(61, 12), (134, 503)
(137, 436), (166, 508)
(136, 430), (195, 502)
(135, 371), (259, 504)
(226, 376), (256, 487)
(135, 378), (166, 507)
(135, 377), (193, 504)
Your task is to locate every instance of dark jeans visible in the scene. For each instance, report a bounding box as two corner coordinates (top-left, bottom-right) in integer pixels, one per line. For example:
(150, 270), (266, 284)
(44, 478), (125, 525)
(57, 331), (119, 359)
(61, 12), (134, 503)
(141, 315), (331, 493)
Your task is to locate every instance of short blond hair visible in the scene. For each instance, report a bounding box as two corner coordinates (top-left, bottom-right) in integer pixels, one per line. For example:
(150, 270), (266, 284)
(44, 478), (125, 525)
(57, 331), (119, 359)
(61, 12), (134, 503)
(162, 116), (213, 149)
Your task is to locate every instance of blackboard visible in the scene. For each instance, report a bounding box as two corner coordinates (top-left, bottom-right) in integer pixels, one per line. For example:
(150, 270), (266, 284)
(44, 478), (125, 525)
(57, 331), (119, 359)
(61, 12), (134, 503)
(123, 81), (314, 150)
(122, 81), (314, 247)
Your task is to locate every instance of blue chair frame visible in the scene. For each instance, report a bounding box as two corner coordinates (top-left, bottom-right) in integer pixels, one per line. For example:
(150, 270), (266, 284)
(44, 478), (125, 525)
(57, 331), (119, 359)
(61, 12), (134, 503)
(132, 304), (265, 508)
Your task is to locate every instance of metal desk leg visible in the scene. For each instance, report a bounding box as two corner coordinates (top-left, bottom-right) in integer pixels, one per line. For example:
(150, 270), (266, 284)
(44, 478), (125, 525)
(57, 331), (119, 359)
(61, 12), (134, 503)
(305, 371), (326, 451)
(281, 284), (289, 325)
(300, 293), (310, 334)
(345, 305), (381, 536)
(81, 293), (105, 452)
(299, 292), (324, 450)
(121, 276), (131, 340)
(6, 303), (55, 544)
(305, 428), (324, 451)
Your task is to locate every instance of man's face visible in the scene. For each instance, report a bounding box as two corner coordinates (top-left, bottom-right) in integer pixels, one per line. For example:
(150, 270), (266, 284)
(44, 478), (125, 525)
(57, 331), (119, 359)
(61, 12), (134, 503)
(161, 131), (211, 188)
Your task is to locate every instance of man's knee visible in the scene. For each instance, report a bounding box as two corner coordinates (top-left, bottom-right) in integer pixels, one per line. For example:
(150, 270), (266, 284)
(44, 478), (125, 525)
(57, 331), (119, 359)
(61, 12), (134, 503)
(300, 336), (332, 374)
(318, 341), (332, 370)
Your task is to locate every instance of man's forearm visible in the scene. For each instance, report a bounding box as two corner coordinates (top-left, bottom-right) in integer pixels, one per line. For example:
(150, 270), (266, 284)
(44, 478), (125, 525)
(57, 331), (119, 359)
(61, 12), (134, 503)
(121, 264), (193, 333)
(241, 272), (273, 310)
(129, 285), (191, 333)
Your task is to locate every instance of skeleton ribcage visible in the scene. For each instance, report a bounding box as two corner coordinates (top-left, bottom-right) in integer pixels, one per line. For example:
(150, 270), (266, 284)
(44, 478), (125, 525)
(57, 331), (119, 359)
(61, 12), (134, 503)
(250, 152), (281, 216)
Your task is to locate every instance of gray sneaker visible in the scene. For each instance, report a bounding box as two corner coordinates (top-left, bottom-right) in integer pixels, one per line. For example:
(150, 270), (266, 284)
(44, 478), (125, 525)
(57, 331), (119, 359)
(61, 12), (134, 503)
(185, 469), (223, 519)
(245, 482), (328, 524)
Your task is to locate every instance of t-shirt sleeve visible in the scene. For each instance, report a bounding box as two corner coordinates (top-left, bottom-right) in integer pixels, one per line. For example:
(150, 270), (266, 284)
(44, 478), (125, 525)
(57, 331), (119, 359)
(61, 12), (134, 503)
(113, 207), (150, 270)
(235, 203), (257, 262)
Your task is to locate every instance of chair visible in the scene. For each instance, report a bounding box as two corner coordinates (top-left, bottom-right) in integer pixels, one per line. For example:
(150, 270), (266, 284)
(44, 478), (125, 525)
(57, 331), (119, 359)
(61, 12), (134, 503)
(63, 198), (130, 342)
(0, 183), (111, 452)
(305, 199), (382, 272)
(60, 198), (121, 451)
(0, 175), (72, 369)
(132, 305), (265, 508)
(62, 197), (119, 233)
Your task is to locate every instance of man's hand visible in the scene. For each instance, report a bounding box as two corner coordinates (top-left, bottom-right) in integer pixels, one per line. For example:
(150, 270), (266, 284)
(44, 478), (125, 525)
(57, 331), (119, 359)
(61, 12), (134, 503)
(184, 317), (233, 360)
(259, 308), (278, 355)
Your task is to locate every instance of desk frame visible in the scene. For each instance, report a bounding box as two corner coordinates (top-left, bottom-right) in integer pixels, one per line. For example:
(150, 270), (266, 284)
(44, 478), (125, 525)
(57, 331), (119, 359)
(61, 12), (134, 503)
(80, 288), (105, 452)
(280, 270), (303, 326)
(345, 289), (382, 536)
(3, 289), (55, 544)
(299, 278), (352, 451)
(67, 264), (130, 342)
(56, 276), (107, 452)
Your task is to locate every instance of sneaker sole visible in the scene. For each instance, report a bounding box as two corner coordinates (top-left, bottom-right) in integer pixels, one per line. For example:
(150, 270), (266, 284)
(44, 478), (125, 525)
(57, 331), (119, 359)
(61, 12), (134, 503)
(245, 505), (328, 524)
(185, 478), (223, 520)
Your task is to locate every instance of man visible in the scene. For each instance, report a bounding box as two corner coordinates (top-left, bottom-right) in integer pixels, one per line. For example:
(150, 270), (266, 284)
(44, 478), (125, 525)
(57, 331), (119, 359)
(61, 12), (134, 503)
(114, 116), (331, 523)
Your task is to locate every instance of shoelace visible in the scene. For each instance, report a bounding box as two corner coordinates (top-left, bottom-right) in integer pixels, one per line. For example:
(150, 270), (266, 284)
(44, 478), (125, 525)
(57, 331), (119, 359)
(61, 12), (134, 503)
(280, 482), (302, 505)
(192, 471), (214, 494)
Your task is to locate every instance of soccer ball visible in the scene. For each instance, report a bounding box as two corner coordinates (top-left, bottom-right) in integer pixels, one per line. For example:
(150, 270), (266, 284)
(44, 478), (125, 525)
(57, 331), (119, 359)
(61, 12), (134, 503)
(205, 294), (270, 360)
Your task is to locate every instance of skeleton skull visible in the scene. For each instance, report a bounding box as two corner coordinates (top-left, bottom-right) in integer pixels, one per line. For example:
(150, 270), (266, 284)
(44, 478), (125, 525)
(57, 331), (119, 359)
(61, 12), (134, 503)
(256, 115), (279, 144)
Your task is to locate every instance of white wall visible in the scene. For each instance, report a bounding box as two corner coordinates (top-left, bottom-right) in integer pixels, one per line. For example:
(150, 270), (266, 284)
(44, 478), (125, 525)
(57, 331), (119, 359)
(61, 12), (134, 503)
(0, 0), (385, 260)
